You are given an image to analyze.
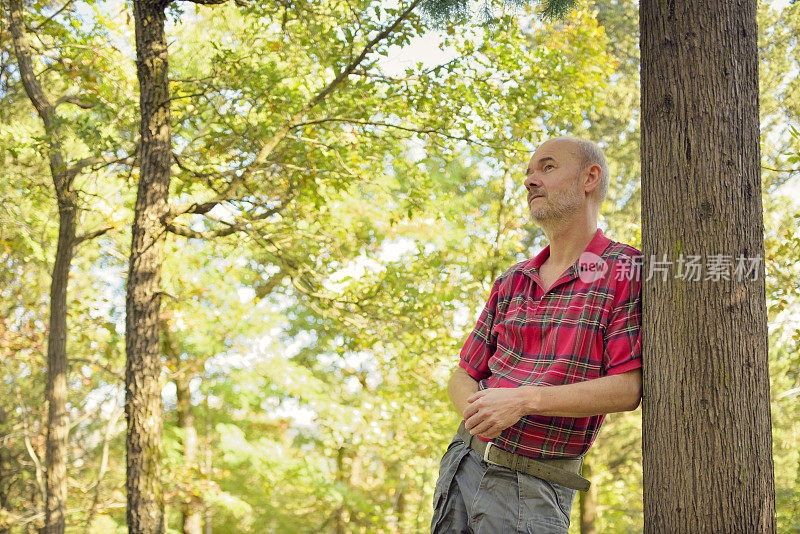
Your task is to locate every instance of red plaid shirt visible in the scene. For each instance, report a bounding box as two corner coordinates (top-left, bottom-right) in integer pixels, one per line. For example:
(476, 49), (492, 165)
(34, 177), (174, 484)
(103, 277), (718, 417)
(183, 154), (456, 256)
(458, 228), (642, 459)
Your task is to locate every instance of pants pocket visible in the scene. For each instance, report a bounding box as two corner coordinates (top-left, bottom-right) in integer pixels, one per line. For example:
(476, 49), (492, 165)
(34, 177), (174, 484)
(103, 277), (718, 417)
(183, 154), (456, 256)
(541, 478), (576, 524)
(516, 471), (574, 531)
(431, 435), (469, 532)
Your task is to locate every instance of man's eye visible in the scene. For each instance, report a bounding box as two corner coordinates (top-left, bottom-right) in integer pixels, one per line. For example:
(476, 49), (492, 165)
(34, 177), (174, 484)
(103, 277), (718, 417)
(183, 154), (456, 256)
(544, 164), (554, 171)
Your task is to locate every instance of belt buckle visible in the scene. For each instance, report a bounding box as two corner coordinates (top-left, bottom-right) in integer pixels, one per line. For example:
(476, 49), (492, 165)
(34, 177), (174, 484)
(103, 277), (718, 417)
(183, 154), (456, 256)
(483, 442), (498, 466)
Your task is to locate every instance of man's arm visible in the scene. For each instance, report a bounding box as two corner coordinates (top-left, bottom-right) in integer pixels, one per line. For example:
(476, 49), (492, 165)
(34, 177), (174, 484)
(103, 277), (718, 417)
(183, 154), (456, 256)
(447, 366), (480, 418)
(462, 368), (642, 439)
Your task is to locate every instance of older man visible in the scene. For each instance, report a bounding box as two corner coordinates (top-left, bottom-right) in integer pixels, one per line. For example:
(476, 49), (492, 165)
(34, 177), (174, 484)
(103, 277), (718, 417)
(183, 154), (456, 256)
(431, 137), (642, 533)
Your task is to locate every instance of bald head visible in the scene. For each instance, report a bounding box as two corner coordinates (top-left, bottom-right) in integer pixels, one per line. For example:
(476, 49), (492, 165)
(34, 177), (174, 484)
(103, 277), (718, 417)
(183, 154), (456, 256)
(542, 136), (609, 205)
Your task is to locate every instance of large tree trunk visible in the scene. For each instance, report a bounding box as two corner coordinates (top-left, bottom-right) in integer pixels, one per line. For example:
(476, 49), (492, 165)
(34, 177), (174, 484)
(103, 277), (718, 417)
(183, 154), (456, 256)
(126, 1), (172, 532)
(640, 0), (775, 531)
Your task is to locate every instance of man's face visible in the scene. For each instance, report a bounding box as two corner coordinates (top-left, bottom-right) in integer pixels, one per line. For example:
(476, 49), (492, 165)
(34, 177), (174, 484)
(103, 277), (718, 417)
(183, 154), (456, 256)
(524, 139), (584, 223)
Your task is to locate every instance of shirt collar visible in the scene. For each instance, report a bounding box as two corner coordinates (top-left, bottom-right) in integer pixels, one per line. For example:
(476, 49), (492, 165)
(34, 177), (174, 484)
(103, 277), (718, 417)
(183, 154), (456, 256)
(522, 228), (612, 277)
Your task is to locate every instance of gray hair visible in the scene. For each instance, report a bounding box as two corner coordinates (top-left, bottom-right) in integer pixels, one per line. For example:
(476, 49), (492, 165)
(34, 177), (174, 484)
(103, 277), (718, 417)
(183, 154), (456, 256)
(554, 136), (610, 205)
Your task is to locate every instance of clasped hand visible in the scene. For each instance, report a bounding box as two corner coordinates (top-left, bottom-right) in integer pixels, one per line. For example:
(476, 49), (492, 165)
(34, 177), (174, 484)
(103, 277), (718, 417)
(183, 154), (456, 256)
(463, 387), (528, 439)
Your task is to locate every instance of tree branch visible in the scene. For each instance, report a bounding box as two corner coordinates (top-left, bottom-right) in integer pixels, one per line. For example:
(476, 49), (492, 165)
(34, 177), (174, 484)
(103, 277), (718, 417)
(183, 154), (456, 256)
(10, 380), (46, 504)
(167, 152), (294, 226)
(69, 358), (123, 381)
(292, 117), (525, 152)
(83, 404), (123, 533)
(30, 0), (76, 32)
(66, 151), (138, 181)
(10, 0), (78, 208)
(74, 224), (116, 245)
(55, 94), (94, 109)
(9, 0), (55, 126)
(211, 0), (424, 202)
(763, 165), (800, 174)
(177, 201), (218, 215)
(161, 207), (281, 239)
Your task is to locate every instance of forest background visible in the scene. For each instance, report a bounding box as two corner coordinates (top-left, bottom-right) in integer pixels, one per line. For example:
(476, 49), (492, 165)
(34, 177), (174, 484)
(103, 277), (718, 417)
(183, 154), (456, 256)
(1, 0), (799, 532)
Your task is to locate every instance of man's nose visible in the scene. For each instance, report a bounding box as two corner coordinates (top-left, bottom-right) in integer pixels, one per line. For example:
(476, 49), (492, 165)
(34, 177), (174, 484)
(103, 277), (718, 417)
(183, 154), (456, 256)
(524, 173), (540, 191)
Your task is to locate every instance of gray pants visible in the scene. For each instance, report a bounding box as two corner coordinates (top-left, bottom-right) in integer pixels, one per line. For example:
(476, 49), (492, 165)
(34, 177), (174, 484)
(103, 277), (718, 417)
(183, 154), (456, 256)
(431, 434), (577, 533)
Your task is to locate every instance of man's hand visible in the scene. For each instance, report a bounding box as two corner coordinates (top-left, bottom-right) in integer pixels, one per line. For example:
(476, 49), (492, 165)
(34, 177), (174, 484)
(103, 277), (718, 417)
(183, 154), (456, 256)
(463, 388), (526, 439)
(460, 368), (642, 440)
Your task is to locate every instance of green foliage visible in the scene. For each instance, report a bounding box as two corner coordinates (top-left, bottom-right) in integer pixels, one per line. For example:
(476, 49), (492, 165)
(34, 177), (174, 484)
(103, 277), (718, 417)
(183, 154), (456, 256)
(417, 0), (579, 22)
(1, 1), (137, 530)
(541, 0), (579, 19)
(2, 0), (800, 532)
(150, 3), (620, 530)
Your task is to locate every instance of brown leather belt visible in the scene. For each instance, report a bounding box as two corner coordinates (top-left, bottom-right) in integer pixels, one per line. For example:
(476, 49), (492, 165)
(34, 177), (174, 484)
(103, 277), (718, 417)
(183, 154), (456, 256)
(456, 421), (591, 492)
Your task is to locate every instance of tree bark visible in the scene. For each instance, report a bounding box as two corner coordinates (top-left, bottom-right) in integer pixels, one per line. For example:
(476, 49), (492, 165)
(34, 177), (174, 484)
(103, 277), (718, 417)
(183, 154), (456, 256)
(126, 1), (172, 532)
(640, 0), (775, 531)
(43, 199), (76, 534)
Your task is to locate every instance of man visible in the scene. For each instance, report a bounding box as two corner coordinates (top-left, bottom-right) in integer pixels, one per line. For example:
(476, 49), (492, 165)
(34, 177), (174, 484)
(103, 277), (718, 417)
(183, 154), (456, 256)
(431, 137), (642, 533)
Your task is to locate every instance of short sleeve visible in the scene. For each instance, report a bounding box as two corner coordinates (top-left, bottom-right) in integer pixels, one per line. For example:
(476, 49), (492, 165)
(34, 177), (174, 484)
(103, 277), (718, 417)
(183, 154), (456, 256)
(458, 279), (502, 382)
(603, 256), (642, 375)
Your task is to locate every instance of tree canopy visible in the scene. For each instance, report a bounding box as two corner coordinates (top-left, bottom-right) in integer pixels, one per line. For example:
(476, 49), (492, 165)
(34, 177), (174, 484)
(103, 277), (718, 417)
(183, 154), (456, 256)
(1, 0), (799, 531)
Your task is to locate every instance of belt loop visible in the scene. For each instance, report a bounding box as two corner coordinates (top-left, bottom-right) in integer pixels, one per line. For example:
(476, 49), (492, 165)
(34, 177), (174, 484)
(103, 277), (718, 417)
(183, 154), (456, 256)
(460, 421), (474, 449)
(483, 442), (495, 465)
(509, 451), (521, 472)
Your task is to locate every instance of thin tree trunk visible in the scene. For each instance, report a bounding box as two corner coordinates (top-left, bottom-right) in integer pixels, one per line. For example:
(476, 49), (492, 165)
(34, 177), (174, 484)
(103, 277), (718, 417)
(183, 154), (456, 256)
(84, 405), (123, 533)
(175, 368), (202, 534)
(389, 461), (405, 532)
(126, 1), (172, 532)
(640, 0), (775, 531)
(578, 458), (596, 534)
(204, 394), (213, 534)
(43, 202), (76, 534)
(15, 387), (46, 519)
(335, 447), (346, 534)
(0, 405), (9, 534)
(8, 2), (79, 531)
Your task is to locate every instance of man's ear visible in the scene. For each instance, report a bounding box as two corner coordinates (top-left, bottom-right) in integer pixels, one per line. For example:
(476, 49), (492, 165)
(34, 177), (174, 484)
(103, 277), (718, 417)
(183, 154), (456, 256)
(583, 163), (602, 196)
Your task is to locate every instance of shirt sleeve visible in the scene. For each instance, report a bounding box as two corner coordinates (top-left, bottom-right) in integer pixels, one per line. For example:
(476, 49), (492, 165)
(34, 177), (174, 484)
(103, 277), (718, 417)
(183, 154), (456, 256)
(603, 256), (642, 375)
(458, 278), (502, 382)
